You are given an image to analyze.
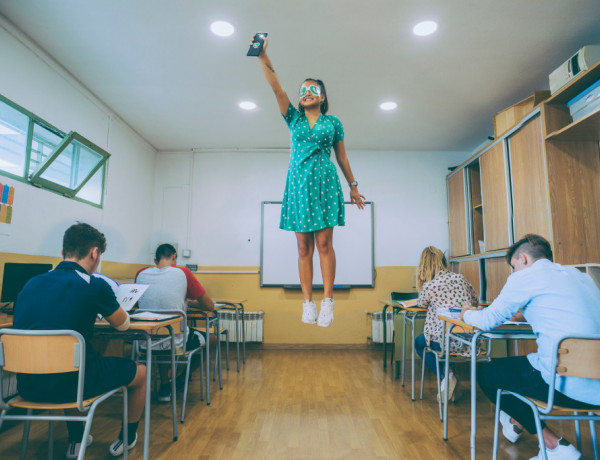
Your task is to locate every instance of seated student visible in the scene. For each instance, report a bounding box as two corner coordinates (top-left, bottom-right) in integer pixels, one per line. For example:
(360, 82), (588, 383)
(414, 246), (479, 401)
(136, 243), (215, 402)
(14, 222), (146, 458)
(461, 234), (600, 460)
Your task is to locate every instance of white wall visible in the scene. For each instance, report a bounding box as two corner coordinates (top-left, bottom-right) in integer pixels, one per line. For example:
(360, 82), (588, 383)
(153, 149), (469, 268)
(0, 20), (157, 263)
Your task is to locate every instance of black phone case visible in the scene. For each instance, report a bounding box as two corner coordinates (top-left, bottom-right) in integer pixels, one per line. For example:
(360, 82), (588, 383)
(247, 33), (267, 56)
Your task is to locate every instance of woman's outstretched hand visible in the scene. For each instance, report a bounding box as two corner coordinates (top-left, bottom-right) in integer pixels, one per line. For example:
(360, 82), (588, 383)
(350, 188), (366, 209)
(249, 34), (268, 57)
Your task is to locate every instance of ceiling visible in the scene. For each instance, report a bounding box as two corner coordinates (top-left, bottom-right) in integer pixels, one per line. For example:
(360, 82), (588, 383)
(1, 0), (600, 153)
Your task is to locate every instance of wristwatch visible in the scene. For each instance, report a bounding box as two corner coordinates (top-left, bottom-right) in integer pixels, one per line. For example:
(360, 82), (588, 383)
(349, 181), (358, 187)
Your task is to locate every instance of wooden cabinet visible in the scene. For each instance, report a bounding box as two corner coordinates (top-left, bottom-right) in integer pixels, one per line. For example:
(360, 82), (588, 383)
(485, 257), (512, 301)
(507, 115), (552, 242)
(447, 169), (468, 257)
(480, 143), (510, 251)
(460, 259), (481, 300)
(448, 60), (600, 267)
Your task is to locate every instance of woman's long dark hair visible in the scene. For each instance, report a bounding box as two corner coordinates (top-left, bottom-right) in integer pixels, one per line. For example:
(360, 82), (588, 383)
(298, 78), (329, 115)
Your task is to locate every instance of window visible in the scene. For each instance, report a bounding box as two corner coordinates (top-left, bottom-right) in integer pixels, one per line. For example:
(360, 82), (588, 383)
(0, 95), (110, 207)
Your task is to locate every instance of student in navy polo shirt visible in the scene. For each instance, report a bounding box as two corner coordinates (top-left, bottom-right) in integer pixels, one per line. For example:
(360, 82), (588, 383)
(14, 222), (146, 458)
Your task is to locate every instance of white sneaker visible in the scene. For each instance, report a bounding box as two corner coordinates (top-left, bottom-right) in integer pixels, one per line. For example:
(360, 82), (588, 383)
(317, 298), (335, 327)
(302, 300), (317, 324)
(66, 434), (93, 459)
(109, 432), (138, 457)
(439, 372), (458, 402)
(529, 438), (582, 460)
(499, 410), (523, 443)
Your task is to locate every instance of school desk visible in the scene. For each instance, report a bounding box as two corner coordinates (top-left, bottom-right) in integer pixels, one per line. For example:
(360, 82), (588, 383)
(438, 314), (535, 460)
(95, 315), (182, 460)
(214, 299), (247, 372)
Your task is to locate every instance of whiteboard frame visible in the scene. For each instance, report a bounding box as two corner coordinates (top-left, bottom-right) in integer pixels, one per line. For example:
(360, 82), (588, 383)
(260, 201), (374, 288)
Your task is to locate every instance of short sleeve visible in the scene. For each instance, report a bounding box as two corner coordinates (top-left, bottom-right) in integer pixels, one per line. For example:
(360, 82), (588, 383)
(330, 116), (345, 144)
(93, 277), (121, 318)
(282, 103), (301, 128)
(179, 267), (206, 300)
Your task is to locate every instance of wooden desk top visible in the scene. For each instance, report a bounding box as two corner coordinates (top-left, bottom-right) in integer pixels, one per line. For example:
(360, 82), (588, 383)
(438, 314), (532, 334)
(95, 316), (182, 331)
(0, 313), (14, 328)
(378, 299), (425, 312)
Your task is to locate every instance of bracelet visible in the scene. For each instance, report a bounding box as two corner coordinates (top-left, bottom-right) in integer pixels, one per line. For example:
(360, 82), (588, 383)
(349, 181), (358, 187)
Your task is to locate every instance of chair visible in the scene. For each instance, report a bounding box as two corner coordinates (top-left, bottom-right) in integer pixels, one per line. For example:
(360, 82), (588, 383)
(419, 326), (491, 420)
(492, 334), (600, 460)
(132, 309), (208, 423)
(0, 329), (129, 460)
(389, 291), (420, 381)
(188, 310), (228, 405)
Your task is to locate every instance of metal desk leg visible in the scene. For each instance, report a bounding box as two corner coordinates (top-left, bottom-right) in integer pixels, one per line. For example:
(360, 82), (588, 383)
(168, 326), (177, 441)
(143, 334), (151, 460)
(401, 311), (408, 386)
(470, 332), (483, 460)
(410, 314), (417, 401)
(233, 306), (240, 372)
(240, 303), (246, 364)
(442, 325), (453, 441)
(382, 303), (389, 369)
(205, 315), (211, 405)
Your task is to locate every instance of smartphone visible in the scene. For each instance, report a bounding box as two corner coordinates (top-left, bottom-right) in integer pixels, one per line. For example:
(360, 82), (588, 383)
(247, 33), (268, 57)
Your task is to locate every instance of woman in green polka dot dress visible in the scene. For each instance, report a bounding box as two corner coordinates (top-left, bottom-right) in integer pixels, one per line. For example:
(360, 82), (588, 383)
(256, 37), (365, 327)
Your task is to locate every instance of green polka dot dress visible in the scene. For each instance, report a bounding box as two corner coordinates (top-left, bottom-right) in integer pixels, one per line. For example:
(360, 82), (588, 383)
(280, 103), (345, 232)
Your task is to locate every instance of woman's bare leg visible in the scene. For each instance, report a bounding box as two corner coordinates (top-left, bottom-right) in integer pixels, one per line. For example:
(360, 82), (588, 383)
(296, 232), (315, 300)
(315, 227), (335, 299)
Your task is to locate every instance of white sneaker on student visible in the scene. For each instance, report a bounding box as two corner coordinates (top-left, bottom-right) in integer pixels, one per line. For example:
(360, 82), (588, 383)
(109, 432), (138, 457)
(317, 298), (335, 327)
(499, 410), (523, 443)
(529, 438), (582, 460)
(302, 300), (317, 324)
(439, 372), (458, 403)
(66, 434), (93, 459)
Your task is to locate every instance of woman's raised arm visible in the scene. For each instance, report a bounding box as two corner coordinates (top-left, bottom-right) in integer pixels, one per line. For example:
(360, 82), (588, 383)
(255, 37), (291, 115)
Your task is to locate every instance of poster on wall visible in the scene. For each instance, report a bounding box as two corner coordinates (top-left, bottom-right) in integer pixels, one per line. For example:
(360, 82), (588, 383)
(0, 183), (15, 236)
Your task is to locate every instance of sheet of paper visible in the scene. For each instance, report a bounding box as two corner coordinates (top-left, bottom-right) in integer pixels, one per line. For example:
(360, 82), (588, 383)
(116, 283), (149, 311)
(130, 311), (178, 321)
(437, 307), (461, 319)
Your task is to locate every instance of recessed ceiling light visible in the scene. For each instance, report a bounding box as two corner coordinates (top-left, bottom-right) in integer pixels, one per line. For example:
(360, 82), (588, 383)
(413, 20), (438, 36)
(380, 102), (398, 111)
(210, 21), (235, 37)
(239, 101), (257, 110)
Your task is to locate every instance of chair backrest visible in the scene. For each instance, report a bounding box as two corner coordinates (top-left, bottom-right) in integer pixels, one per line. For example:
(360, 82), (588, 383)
(556, 336), (600, 380)
(0, 329), (83, 374)
(391, 292), (419, 301)
(0, 329), (86, 410)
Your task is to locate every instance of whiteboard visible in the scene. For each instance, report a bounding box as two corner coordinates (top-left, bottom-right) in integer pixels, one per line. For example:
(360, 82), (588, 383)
(260, 201), (374, 288)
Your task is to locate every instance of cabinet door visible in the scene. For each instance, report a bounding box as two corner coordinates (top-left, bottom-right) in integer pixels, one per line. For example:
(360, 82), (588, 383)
(485, 257), (511, 301)
(508, 116), (551, 241)
(460, 260), (481, 300)
(480, 143), (510, 251)
(447, 170), (468, 257)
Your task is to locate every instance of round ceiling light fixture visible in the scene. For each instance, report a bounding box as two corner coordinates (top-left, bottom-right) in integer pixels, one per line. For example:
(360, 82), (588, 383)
(412, 20), (438, 36)
(239, 101), (257, 110)
(379, 101), (398, 111)
(210, 21), (235, 37)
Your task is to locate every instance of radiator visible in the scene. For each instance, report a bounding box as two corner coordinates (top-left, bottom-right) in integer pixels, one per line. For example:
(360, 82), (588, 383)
(217, 310), (264, 342)
(369, 311), (394, 343)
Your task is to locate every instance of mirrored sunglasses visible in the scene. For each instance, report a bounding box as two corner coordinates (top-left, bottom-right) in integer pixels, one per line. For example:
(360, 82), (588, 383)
(299, 84), (321, 98)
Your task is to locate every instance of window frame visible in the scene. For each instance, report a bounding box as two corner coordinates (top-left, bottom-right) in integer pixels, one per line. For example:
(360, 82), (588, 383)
(0, 93), (110, 208)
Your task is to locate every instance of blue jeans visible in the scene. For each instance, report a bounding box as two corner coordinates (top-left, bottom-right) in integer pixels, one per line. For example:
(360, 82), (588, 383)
(414, 333), (453, 380)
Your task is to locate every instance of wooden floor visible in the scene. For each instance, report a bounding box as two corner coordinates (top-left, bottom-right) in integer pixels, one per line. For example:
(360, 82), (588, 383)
(0, 348), (594, 459)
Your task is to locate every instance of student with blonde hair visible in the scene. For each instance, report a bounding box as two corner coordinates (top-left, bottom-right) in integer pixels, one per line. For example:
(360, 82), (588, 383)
(414, 246), (478, 401)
